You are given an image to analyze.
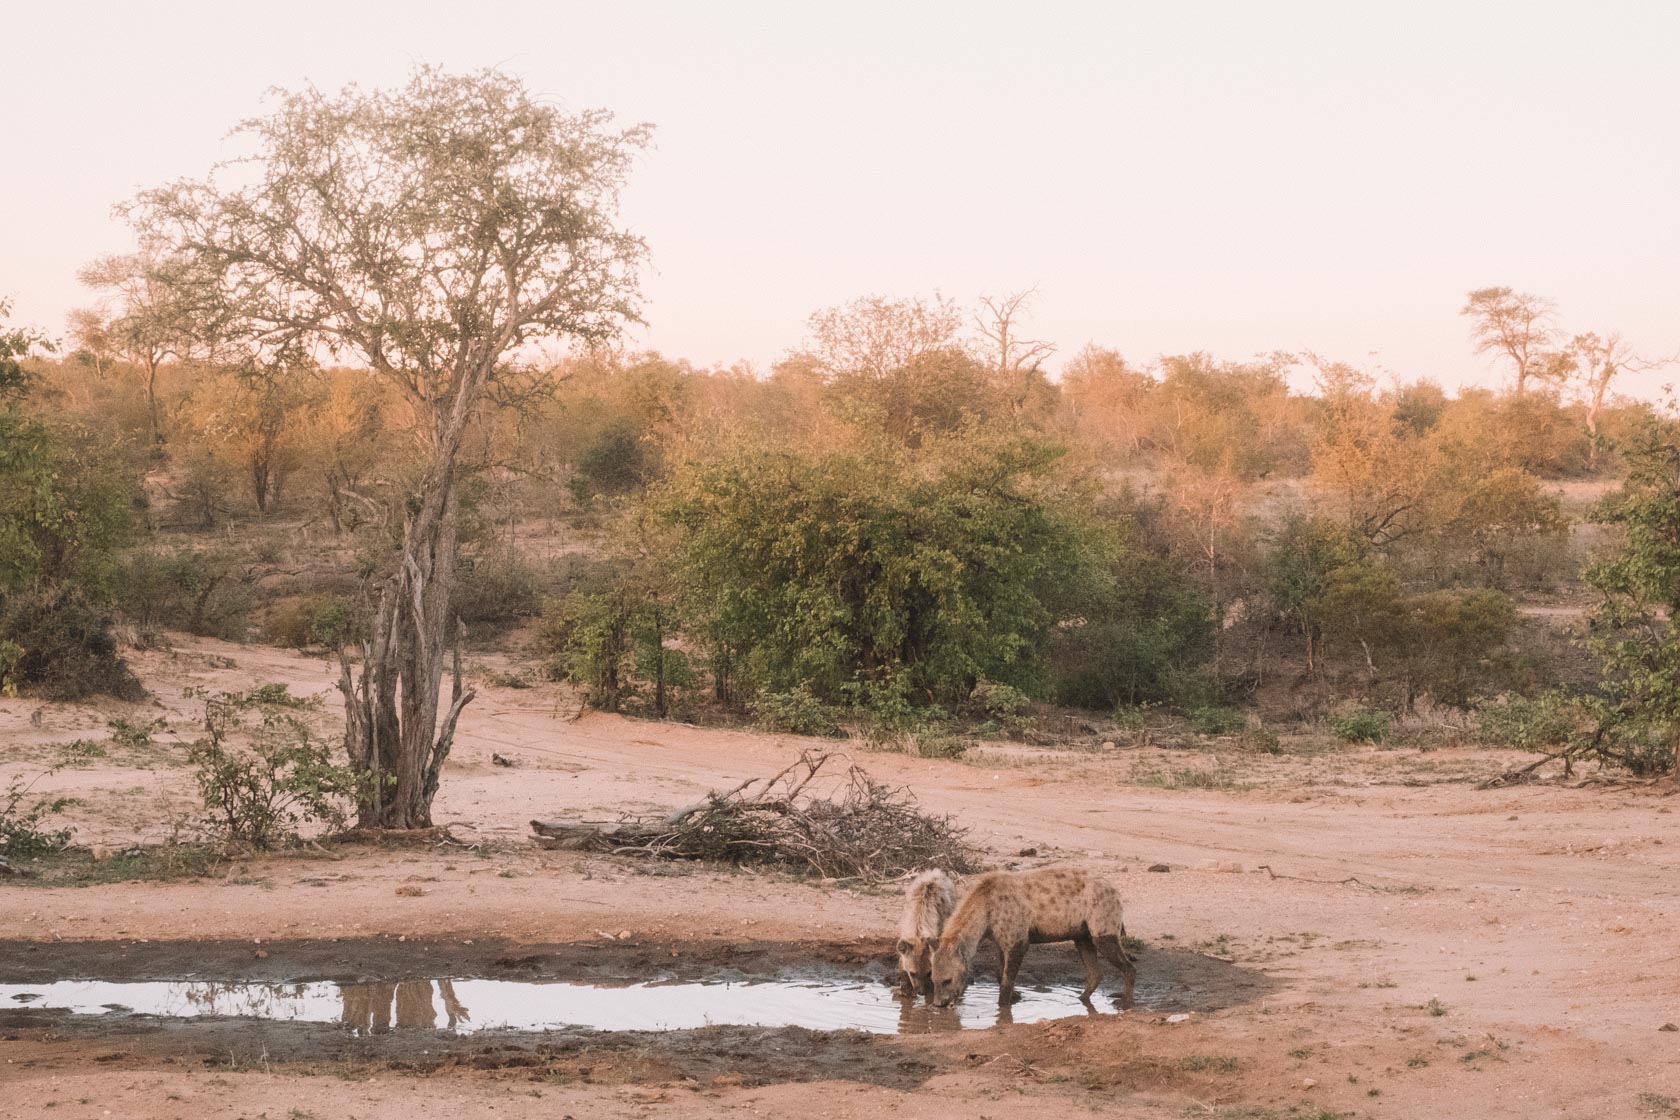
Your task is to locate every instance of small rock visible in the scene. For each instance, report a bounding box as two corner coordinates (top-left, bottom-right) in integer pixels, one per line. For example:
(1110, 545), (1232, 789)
(1148, 863), (1171, 873)
(491, 753), (515, 768)
(1661, 1023), (1678, 1032)
(1017, 847), (1038, 857)
(1100, 741), (1116, 751)
(1165, 1013), (1190, 1023)
(616, 929), (634, 940)
(1299, 1077), (1318, 1089)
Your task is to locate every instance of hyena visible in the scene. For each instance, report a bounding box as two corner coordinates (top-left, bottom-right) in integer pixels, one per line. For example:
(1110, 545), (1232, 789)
(930, 867), (1135, 1007)
(896, 869), (959, 997)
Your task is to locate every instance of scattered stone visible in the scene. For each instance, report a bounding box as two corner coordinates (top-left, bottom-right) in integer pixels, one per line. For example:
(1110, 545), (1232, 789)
(492, 753), (516, 768)
(394, 885), (426, 897)
(616, 929), (634, 940)
(1148, 863), (1171, 873)
(1100, 741), (1116, 751)
(1299, 1077), (1318, 1089)
(1661, 1023), (1678, 1032)
(1165, 1013), (1190, 1023)
(1017, 847), (1039, 857)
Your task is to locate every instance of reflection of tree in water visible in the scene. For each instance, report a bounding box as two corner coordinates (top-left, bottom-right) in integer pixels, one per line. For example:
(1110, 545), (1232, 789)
(178, 982), (310, 1019)
(339, 980), (470, 1034)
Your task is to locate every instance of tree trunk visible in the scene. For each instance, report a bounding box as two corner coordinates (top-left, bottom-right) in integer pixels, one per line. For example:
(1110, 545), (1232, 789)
(338, 443), (476, 829)
(145, 356), (163, 449)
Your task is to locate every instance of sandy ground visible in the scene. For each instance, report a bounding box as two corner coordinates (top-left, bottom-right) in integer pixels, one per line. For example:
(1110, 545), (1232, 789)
(3, 635), (1680, 1118)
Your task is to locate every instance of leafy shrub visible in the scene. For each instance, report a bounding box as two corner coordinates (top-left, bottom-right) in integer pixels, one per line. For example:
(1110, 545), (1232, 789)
(1237, 726), (1284, 754)
(1476, 694), (1579, 751)
(569, 423), (652, 500)
(114, 548), (255, 639)
(265, 594), (362, 649)
(189, 688), (361, 849)
(0, 586), (142, 700)
(970, 679), (1029, 719)
(753, 685), (845, 737)
(1, 768), (73, 857)
(453, 552), (544, 631)
(1189, 706), (1245, 735)
(536, 591), (633, 709)
(1330, 708), (1389, 744)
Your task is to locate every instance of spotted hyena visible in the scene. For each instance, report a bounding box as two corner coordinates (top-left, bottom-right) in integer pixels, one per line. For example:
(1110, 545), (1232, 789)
(930, 867), (1135, 1007)
(896, 869), (959, 997)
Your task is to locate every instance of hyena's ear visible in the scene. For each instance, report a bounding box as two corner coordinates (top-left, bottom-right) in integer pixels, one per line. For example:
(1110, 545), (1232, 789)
(896, 939), (914, 956)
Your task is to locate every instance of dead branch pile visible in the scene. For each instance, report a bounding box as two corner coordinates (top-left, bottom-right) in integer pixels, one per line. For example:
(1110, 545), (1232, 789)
(530, 750), (978, 882)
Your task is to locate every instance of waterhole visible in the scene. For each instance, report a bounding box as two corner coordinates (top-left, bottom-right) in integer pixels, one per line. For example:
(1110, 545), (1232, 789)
(0, 973), (1177, 1035)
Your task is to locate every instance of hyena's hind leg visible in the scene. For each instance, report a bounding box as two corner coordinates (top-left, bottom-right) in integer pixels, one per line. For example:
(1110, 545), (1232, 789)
(1074, 933), (1103, 1002)
(1095, 933), (1137, 1006)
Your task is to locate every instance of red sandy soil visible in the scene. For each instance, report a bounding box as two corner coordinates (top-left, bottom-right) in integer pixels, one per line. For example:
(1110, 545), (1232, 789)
(3, 635), (1679, 1118)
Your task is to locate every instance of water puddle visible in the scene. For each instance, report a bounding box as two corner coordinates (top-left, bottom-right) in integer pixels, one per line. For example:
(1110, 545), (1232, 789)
(1, 974), (1165, 1035)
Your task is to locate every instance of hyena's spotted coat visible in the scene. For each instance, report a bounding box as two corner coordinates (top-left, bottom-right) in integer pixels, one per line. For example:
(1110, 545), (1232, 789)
(931, 867), (1136, 1007)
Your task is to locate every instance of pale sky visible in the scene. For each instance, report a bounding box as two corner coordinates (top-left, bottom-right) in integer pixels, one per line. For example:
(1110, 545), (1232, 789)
(5, 1), (1678, 395)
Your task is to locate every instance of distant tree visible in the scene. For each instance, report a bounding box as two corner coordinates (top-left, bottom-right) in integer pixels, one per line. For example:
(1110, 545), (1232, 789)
(1060, 345), (1154, 457)
(974, 289), (1056, 418)
(1461, 287), (1562, 394)
(1567, 331), (1670, 454)
(126, 68), (650, 829)
(806, 294), (963, 382)
(78, 251), (214, 447)
(64, 307), (116, 381)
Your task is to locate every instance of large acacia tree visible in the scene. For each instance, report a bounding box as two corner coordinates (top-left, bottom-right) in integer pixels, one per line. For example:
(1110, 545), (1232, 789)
(130, 68), (649, 828)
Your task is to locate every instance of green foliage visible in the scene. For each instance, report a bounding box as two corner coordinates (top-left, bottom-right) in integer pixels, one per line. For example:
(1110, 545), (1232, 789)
(1581, 415), (1680, 774)
(1, 767), (74, 858)
(0, 304), (138, 699)
(1329, 708), (1389, 743)
(1189, 706), (1245, 735)
(115, 548), (255, 639)
(1476, 693), (1580, 751)
(0, 586), (142, 700)
(453, 552), (545, 631)
(536, 589), (635, 711)
(752, 685), (846, 737)
(661, 432), (1106, 714)
(188, 688), (360, 849)
(569, 422), (652, 500)
(265, 594), (362, 649)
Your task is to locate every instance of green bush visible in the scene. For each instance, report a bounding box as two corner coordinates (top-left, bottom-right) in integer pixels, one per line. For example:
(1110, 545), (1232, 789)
(1189, 706), (1245, 735)
(266, 594), (362, 649)
(1476, 694), (1579, 751)
(453, 553), (544, 631)
(189, 689), (361, 849)
(114, 548), (255, 640)
(662, 431), (1103, 710)
(753, 685), (845, 737)
(1329, 709), (1389, 744)
(0, 586), (142, 701)
(1, 768), (74, 858)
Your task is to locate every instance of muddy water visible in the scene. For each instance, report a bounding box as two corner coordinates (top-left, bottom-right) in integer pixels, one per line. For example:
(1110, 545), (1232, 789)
(1, 974), (1167, 1035)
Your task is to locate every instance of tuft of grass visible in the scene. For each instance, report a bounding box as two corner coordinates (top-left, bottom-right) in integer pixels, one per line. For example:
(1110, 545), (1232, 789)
(1426, 997), (1448, 1017)
(1177, 1055), (1242, 1073)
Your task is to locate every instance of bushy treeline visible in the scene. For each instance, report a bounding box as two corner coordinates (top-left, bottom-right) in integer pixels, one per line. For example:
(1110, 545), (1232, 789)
(7, 289), (1679, 767)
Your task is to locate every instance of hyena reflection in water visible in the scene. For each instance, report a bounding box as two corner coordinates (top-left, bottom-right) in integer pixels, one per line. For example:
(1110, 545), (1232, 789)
(339, 979), (471, 1033)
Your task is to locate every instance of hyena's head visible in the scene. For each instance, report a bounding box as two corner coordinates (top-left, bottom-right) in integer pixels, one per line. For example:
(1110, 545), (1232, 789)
(897, 937), (932, 996)
(930, 940), (969, 1007)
